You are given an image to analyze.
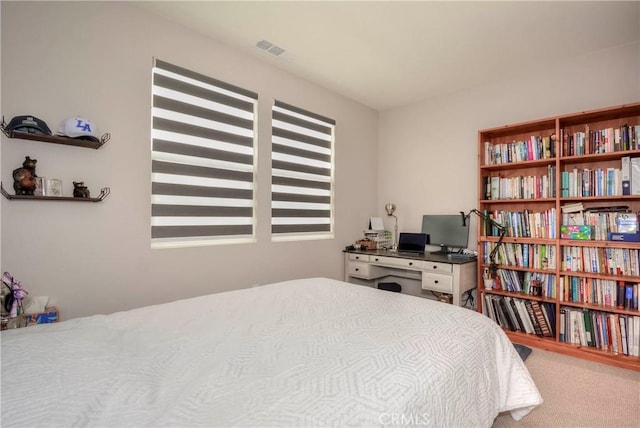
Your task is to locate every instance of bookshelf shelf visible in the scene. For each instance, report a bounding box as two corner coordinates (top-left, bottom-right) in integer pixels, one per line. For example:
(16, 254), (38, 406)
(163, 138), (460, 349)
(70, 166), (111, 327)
(479, 198), (556, 204)
(481, 264), (555, 275)
(477, 102), (640, 371)
(481, 236), (557, 245)
(559, 300), (639, 316)
(480, 158), (556, 172)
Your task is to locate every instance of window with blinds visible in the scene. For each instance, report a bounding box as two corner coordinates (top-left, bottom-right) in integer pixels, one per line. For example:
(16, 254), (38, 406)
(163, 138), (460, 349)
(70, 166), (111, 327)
(151, 59), (258, 248)
(271, 100), (335, 240)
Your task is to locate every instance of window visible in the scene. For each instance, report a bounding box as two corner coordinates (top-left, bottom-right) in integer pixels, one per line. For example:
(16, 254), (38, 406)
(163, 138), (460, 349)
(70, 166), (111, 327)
(271, 100), (335, 240)
(151, 59), (258, 248)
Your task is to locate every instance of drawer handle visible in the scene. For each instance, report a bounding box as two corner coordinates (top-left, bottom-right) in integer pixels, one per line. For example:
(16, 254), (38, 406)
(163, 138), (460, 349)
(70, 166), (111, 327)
(355, 268), (359, 272)
(374, 258), (379, 262)
(409, 262), (413, 266)
(432, 266), (437, 269)
(355, 256), (360, 260)
(434, 280), (439, 284)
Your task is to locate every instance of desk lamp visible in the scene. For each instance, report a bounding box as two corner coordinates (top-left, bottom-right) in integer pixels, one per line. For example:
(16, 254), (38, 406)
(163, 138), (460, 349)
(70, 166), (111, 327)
(460, 209), (506, 278)
(385, 203), (398, 251)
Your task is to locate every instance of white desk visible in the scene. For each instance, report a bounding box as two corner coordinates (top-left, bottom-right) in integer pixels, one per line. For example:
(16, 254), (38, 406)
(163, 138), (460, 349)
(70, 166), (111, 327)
(343, 250), (477, 306)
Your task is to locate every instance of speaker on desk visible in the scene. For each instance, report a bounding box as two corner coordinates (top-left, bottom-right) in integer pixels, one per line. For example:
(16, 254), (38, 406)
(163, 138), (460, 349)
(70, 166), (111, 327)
(378, 282), (402, 293)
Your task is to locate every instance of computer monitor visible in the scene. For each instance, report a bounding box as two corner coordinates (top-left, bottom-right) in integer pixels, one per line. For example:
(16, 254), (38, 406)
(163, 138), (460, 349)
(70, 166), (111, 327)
(421, 214), (470, 255)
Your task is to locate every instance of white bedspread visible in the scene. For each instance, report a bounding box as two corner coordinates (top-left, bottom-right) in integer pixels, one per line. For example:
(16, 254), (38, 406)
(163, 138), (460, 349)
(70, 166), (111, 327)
(1, 277), (541, 427)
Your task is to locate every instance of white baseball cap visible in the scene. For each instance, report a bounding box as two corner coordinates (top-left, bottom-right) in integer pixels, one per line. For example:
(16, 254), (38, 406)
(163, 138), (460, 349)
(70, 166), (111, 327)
(57, 117), (99, 142)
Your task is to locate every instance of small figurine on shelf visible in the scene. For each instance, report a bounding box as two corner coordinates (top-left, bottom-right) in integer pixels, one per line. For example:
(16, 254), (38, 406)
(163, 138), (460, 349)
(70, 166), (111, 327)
(22, 156), (38, 178)
(73, 181), (90, 198)
(12, 156), (38, 196)
(12, 168), (36, 195)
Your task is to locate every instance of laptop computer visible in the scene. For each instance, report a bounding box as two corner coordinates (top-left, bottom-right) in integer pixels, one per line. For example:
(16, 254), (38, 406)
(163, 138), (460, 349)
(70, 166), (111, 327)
(397, 232), (428, 254)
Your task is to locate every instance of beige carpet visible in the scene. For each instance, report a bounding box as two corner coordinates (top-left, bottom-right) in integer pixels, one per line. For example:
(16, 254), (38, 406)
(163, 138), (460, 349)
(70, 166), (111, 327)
(492, 348), (640, 427)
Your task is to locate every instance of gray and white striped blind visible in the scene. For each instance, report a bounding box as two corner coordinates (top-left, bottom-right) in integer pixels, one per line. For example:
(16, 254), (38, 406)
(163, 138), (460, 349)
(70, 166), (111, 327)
(271, 100), (335, 238)
(151, 59), (257, 248)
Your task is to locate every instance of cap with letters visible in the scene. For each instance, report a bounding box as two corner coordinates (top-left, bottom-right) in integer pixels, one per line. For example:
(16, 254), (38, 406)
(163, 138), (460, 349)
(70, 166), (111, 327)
(6, 115), (52, 135)
(57, 117), (99, 142)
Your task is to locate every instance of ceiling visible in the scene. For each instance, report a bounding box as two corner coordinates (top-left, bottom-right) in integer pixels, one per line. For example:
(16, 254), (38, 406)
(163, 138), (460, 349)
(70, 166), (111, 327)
(137, 1), (640, 112)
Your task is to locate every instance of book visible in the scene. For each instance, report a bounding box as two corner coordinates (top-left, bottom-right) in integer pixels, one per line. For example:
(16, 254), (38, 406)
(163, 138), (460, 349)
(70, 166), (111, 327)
(561, 202), (584, 213)
(631, 157), (640, 195)
(508, 297), (526, 333)
(625, 284), (634, 310)
(608, 232), (640, 242)
(525, 300), (543, 336)
(499, 297), (517, 331)
(622, 156), (631, 195)
(617, 281), (626, 309)
(583, 309), (594, 347)
(616, 212), (639, 233)
(620, 315), (628, 355)
(531, 300), (552, 337)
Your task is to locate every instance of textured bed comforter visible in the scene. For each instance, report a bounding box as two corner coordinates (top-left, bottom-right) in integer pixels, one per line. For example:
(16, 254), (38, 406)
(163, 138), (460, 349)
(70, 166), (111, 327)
(1, 277), (541, 427)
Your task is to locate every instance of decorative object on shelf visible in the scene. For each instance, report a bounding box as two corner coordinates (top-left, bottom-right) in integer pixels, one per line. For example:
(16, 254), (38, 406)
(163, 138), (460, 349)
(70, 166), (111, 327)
(460, 209), (506, 278)
(5, 115), (52, 136)
(34, 177), (45, 196)
(44, 179), (63, 197)
(1, 272), (28, 330)
(12, 167), (36, 195)
(56, 116), (99, 143)
(385, 203), (398, 251)
(72, 181), (90, 198)
(12, 156), (39, 195)
(22, 155), (38, 178)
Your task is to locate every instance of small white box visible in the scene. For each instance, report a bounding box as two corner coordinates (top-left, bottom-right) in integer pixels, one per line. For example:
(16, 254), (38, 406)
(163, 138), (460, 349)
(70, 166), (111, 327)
(45, 179), (63, 197)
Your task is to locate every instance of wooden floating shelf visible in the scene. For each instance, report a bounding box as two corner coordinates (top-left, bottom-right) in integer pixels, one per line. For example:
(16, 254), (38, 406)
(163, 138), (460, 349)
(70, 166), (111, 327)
(1, 122), (110, 149)
(1, 182), (110, 202)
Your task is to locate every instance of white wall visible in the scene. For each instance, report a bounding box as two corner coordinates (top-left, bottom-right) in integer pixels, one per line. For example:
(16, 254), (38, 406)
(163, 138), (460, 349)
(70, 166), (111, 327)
(379, 41), (640, 250)
(0, 2), (379, 319)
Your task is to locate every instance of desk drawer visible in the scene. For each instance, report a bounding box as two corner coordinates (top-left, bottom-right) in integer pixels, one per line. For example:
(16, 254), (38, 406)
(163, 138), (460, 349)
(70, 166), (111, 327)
(370, 255), (423, 270)
(348, 262), (384, 279)
(424, 261), (453, 274)
(348, 253), (370, 262)
(422, 273), (453, 293)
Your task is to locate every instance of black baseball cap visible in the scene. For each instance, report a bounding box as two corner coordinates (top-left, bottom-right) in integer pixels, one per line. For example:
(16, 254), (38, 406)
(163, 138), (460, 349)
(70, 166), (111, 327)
(6, 115), (52, 135)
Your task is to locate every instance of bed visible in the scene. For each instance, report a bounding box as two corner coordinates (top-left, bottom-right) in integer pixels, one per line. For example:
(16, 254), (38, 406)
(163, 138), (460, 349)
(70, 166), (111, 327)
(1, 277), (541, 427)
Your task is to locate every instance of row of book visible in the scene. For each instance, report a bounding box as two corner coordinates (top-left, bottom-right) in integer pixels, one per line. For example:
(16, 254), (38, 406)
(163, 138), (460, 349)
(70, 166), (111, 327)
(481, 209), (557, 239)
(483, 166), (556, 200)
(562, 124), (640, 157)
(483, 135), (557, 165)
(483, 294), (556, 337)
(483, 242), (557, 270)
(560, 167), (623, 197)
(561, 246), (640, 277)
(559, 276), (639, 310)
(492, 270), (556, 298)
(562, 209), (636, 234)
(560, 307), (640, 357)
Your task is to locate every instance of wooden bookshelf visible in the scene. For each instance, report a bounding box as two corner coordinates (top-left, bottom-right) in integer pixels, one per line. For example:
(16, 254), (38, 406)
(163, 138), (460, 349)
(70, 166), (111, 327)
(477, 102), (640, 371)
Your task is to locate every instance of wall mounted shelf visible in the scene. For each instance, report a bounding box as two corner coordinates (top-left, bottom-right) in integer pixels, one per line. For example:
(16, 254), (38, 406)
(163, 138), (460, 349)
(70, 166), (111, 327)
(1, 182), (110, 202)
(1, 120), (110, 149)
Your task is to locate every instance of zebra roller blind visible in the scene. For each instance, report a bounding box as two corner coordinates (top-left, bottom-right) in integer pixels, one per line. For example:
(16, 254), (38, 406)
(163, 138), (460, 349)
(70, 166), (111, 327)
(271, 100), (335, 239)
(151, 59), (258, 248)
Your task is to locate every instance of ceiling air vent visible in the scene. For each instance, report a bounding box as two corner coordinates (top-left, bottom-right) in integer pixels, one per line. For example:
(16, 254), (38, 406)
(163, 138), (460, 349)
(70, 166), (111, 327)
(256, 39), (285, 56)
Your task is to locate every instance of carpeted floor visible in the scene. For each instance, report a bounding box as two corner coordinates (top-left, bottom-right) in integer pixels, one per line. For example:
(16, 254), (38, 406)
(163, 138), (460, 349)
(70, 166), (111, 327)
(493, 348), (640, 427)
